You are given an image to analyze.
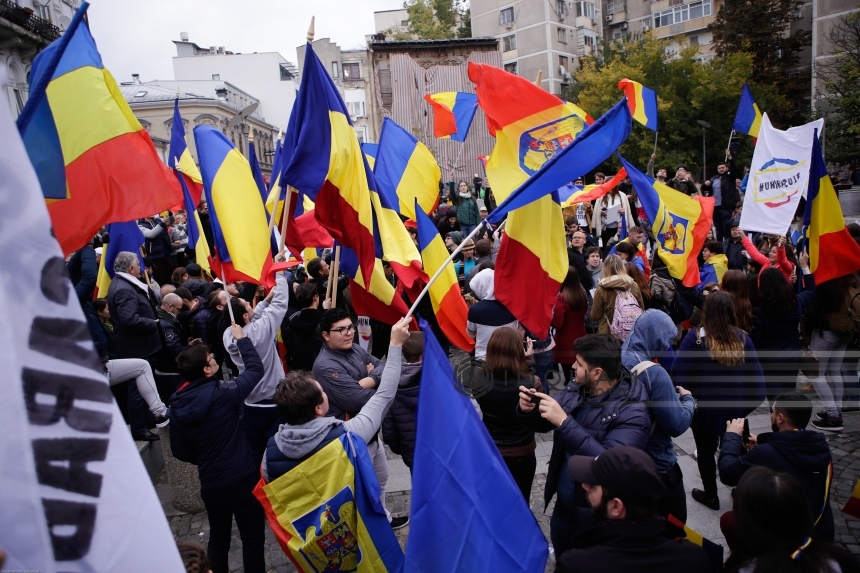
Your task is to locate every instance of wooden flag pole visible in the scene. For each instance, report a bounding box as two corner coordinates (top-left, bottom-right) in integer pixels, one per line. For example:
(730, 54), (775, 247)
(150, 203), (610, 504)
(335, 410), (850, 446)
(330, 245), (342, 307)
(325, 246), (336, 302)
(221, 269), (236, 323)
(277, 186), (292, 256)
(534, 70), (542, 87)
(138, 247), (152, 287)
(653, 130), (659, 156)
(267, 189), (281, 251)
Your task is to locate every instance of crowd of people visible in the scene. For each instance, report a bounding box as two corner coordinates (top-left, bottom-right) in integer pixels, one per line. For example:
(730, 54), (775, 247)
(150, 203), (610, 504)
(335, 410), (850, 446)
(62, 156), (860, 573)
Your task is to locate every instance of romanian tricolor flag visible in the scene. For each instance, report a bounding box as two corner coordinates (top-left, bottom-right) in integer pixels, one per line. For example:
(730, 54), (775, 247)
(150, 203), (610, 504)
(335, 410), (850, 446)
(195, 125), (271, 284)
(338, 245), (411, 326)
(95, 221), (145, 298)
(423, 92), (478, 141)
(370, 186), (426, 288)
(699, 255), (728, 289)
(254, 433), (404, 573)
(560, 168), (628, 207)
(282, 43), (376, 283)
(667, 514), (724, 570)
(169, 98), (204, 206)
(621, 157), (714, 287)
(414, 203), (474, 352)
(361, 143), (379, 170)
(178, 172), (211, 275)
(618, 78), (658, 131)
(373, 118), (441, 220)
(17, 2), (182, 254)
(803, 134), (860, 283)
(248, 140), (269, 205)
(733, 83), (763, 138)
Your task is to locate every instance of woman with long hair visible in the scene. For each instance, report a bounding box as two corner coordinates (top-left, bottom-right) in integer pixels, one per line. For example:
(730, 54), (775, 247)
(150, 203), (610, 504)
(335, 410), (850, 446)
(591, 254), (644, 337)
(450, 180), (480, 236)
(594, 187), (634, 250)
(625, 262), (658, 310)
(671, 291), (765, 511)
(552, 266), (588, 381)
(724, 467), (859, 573)
(721, 269), (754, 333)
(477, 326), (541, 501)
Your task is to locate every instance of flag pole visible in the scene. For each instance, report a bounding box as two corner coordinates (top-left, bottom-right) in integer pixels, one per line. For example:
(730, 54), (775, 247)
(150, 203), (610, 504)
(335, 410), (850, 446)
(277, 186), (292, 256)
(448, 143), (465, 182)
(325, 244), (336, 302)
(406, 221), (486, 320)
(725, 129), (735, 161)
(653, 130), (659, 156)
(267, 189), (281, 252)
(221, 269), (236, 323)
(138, 247), (152, 287)
(330, 245), (342, 307)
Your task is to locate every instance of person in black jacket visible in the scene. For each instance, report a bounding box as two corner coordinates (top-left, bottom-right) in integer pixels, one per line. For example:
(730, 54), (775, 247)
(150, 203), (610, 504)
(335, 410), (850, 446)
(557, 446), (712, 573)
(724, 222), (747, 271)
(718, 392), (834, 547)
(281, 282), (326, 371)
(381, 331), (424, 472)
(701, 150), (740, 242)
(170, 324), (265, 573)
(138, 215), (175, 287)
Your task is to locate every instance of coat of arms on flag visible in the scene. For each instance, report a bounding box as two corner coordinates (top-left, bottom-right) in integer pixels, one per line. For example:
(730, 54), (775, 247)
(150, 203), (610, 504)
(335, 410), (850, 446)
(520, 114), (586, 174)
(292, 487), (361, 571)
(656, 208), (688, 255)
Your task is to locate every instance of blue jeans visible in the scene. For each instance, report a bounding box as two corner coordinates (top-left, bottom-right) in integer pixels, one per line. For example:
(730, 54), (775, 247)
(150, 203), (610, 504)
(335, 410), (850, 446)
(532, 350), (553, 393)
(811, 329), (852, 417)
(460, 224), (476, 237)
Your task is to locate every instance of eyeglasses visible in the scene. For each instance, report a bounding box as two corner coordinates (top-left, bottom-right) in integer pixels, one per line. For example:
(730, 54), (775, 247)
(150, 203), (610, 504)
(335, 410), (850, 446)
(329, 324), (356, 336)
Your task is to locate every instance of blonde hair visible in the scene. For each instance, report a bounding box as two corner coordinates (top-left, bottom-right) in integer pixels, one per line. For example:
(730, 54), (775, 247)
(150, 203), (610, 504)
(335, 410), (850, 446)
(602, 254), (626, 278)
(701, 291), (745, 366)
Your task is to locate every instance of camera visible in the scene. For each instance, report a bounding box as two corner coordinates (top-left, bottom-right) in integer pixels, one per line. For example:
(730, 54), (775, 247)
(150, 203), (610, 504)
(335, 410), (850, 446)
(91, 230), (110, 249)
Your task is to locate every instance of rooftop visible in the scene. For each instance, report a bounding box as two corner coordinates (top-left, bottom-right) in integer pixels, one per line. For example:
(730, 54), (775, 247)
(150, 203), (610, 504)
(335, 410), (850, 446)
(368, 36), (499, 50)
(119, 83), (214, 104)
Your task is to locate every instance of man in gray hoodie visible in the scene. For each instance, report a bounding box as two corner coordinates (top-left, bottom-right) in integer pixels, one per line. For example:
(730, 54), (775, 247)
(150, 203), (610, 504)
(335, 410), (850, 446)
(263, 317), (411, 529)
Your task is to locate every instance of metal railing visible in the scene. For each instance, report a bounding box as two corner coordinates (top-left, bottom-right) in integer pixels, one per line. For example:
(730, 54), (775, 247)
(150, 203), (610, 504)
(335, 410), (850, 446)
(0, 0), (62, 43)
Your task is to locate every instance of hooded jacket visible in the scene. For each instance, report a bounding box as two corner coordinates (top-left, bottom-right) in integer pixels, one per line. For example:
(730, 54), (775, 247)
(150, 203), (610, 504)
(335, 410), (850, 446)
(188, 296), (210, 344)
(467, 269), (520, 360)
(169, 338), (264, 488)
(719, 429), (834, 542)
(381, 361), (422, 468)
(591, 274), (644, 336)
(281, 307), (324, 371)
(622, 311), (695, 473)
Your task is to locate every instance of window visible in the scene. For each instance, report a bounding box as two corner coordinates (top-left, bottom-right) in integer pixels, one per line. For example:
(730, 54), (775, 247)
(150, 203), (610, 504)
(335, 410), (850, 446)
(575, 1), (595, 19)
(654, 0), (711, 28)
(503, 34), (516, 52)
(380, 69), (392, 108)
(342, 63), (360, 79)
(331, 62), (339, 78)
(8, 87), (25, 117)
(401, 19), (408, 25)
(499, 7), (515, 25)
(346, 101), (366, 119)
(355, 127), (368, 144)
(613, 30), (624, 39)
(607, 0), (625, 15)
(689, 34), (699, 45)
(212, 74), (220, 80)
(504, 62), (518, 75)
(559, 55), (569, 70)
(38, 4), (50, 20)
(557, 27), (567, 43)
(557, 0), (567, 17)
(584, 35), (594, 46)
(134, 90), (147, 97)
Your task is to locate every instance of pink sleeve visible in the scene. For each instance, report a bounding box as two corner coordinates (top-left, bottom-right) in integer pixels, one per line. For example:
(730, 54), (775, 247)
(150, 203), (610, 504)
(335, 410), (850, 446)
(775, 246), (794, 277)
(741, 235), (769, 266)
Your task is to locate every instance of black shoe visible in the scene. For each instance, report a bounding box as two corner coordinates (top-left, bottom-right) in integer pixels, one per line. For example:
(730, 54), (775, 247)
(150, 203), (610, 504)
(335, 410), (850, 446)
(692, 488), (720, 510)
(155, 408), (170, 428)
(812, 417), (844, 432)
(390, 515), (409, 530)
(816, 410), (828, 421)
(133, 430), (160, 441)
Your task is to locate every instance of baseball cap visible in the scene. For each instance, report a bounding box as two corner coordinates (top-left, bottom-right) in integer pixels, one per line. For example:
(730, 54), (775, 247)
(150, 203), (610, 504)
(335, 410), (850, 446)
(567, 446), (665, 507)
(676, 165), (688, 171)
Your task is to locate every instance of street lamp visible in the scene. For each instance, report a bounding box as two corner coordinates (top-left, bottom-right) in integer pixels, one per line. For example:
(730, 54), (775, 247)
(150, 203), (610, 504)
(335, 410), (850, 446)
(240, 123), (250, 158)
(697, 120), (711, 183)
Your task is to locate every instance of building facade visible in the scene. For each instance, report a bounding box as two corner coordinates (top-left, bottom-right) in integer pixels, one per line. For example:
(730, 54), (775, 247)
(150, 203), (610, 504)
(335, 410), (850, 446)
(172, 35), (299, 132)
(296, 38), (380, 144)
(471, 0), (603, 95)
(798, 0), (859, 107)
(374, 9), (411, 38)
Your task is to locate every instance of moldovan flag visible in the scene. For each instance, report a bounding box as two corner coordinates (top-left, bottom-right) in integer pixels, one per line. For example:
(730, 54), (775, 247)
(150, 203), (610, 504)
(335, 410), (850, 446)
(423, 92), (478, 141)
(374, 118), (441, 219)
(803, 134), (860, 283)
(470, 61), (630, 337)
(618, 78), (658, 130)
(621, 157), (714, 287)
(169, 98), (204, 205)
(254, 433), (405, 572)
(282, 42), (376, 283)
(733, 83), (763, 138)
(338, 245), (411, 326)
(95, 221), (145, 298)
(178, 172), (211, 275)
(414, 204), (474, 352)
(739, 114), (823, 235)
(195, 125), (271, 283)
(405, 320), (547, 572)
(16, 2), (181, 254)
(0, 62), (184, 573)
(667, 515), (724, 571)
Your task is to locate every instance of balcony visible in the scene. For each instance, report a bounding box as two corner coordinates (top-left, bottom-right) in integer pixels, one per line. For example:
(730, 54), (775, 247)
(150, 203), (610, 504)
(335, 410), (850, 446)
(0, 0), (62, 44)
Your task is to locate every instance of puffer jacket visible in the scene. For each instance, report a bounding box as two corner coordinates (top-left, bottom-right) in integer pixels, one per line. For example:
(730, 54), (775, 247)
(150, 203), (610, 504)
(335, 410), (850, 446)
(107, 274), (162, 359)
(590, 274), (644, 336)
(187, 296), (210, 344)
(381, 362), (422, 468)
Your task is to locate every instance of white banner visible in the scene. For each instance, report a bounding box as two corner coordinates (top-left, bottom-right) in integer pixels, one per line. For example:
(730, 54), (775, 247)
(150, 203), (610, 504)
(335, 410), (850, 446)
(357, 316), (372, 351)
(0, 66), (183, 573)
(739, 114), (823, 235)
(740, 114), (824, 235)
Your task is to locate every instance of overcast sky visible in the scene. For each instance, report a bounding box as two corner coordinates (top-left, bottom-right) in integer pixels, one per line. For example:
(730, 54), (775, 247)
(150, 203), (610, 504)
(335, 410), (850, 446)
(88, 0), (402, 83)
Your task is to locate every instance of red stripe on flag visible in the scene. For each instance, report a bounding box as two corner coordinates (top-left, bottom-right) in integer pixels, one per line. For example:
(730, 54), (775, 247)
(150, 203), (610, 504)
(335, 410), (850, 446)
(348, 278), (411, 326)
(252, 477), (305, 571)
(814, 228), (860, 283)
(294, 210), (333, 248)
(424, 95), (458, 138)
(389, 260), (427, 290)
(436, 284), (475, 352)
(314, 180), (376, 285)
(681, 196), (715, 287)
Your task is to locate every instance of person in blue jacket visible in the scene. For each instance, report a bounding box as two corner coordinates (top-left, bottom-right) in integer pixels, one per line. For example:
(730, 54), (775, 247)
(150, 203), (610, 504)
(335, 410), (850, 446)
(516, 334), (651, 556)
(169, 323), (265, 573)
(622, 310), (696, 523)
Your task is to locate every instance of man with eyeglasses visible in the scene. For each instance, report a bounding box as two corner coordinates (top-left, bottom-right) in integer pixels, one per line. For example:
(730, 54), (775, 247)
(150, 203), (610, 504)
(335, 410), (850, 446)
(153, 292), (199, 400)
(312, 308), (409, 529)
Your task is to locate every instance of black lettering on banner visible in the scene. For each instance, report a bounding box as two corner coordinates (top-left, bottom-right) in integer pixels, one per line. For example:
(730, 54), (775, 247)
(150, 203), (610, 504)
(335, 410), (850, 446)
(29, 317), (103, 373)
(40, 256), (71, 305)
(42, 498), (97, 561)
(22, 368), (113, 433)
(33, 438), (108, 497)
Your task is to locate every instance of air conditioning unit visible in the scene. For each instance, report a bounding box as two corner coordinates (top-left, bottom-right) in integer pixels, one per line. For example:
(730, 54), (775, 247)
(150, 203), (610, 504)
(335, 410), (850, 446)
(605, 14), (613, 22)
(620, 22), (628, 30)
(563, 72), (572, 83)
(643, 23), (651, 32)
(505, 22), (513, 29)
(591, 18), (597, 25)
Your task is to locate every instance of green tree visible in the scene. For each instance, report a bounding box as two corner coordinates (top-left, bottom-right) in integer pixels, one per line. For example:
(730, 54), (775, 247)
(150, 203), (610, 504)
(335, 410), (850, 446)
(403, 0), (470, 39)
(708, 0), (811, 127)
(816, 9), (860, 163)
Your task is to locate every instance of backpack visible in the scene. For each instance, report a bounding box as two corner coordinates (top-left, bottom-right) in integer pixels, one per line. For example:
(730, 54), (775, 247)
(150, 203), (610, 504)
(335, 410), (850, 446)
(610, 289), (643, 341)
(828, 288), (860, 335)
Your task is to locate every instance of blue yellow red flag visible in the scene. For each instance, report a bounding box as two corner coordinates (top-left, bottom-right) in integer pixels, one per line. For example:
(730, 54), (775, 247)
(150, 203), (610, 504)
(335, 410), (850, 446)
(423, 92), (478, 141)
(618, 78), (658, 131)
(281, 42), (376, 283)
(699, 255), (728, 289)
(17, 2), (181, 254)
(560, 168), (628, 207)
(733, 83), (763, 138)
(95, 221), (145, 298)
(254, 433), (404, 573)
(338, 245), (411, 325)
(194, 125), (271, 283)
(369, 186), (426, 288)
(405, 319), (548, 572)
(621, 156), (714, 287)
(374, 118), (441, 220)
(803, 134), (860, 283)
(414, 203), (474, 351)
(178, 172), (211, 275)
(247, 140), (269, 205)
(667, 515), (724, 571)
(362, 143), (379, 170)
(169, 98), (204, 205)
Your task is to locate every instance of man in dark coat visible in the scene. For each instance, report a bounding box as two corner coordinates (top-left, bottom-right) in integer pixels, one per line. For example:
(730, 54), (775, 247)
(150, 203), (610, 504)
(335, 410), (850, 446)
(701, 150), (741, 241)
(517, 334), (651, 555)
(280, 282), (324, 372)
(718, 391), (834, 545)
(381, 332), (423, 471)
(557, 446), (713, 573)
(170, 324), (265, 573)
(138, 215), (175, 287)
